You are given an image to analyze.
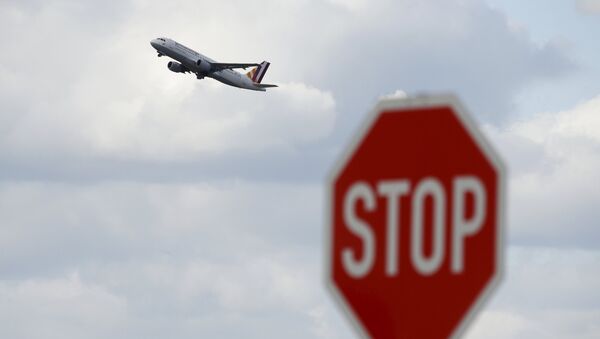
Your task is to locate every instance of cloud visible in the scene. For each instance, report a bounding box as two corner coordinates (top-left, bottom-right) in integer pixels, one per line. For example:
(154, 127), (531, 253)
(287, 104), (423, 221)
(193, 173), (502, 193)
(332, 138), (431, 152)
(0, 1), (595, 338)
(0, 0), (337, 170)
(0, 180), (329, 277)
(379, 89), (408, 100)
(81, 81), (336, 160)
(327, 0), (369, 12)
(2, 178), (598, 338)
(465, 246), (600, 339)
(0, 179), (355, 338)
(483, 94), (600, 247)
(577, 0), (600, 14)
(0, 272), (127, 339)
(0, 0), (572, 168)
(0, 39), (336, 161)
(298, 0), (574, 123)
(0, 258), (330, 339)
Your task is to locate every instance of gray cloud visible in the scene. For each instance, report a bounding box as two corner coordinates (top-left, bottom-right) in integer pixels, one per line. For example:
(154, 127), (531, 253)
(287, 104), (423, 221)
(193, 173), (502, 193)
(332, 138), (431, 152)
(0, 181), (326, 278)
(0, 0), (575, 183)
(466, 246), (600, 339)
(284, 0), (574, 124)
(577, 0), (600, 14)
(2, 179), (598, 338)
(0, 180), (356, 338)
(0, 1), (596, 338)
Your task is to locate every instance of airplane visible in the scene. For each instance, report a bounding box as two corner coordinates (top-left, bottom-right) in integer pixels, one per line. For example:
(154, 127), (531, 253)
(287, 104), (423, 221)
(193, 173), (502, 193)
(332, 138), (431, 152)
(150, 37), (277, 92)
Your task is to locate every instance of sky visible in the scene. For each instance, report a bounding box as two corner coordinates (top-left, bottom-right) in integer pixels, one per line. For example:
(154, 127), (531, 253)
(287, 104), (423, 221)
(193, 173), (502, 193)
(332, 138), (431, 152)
(0, 0), (599, 338)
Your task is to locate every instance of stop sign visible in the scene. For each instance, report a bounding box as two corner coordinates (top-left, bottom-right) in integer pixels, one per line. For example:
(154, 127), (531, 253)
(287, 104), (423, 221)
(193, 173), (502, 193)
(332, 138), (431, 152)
(326, 94), (505, 338)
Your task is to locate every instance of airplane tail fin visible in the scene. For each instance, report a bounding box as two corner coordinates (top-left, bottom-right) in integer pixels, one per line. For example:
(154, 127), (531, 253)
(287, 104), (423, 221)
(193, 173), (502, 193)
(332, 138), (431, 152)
(246, 61), (271, 84)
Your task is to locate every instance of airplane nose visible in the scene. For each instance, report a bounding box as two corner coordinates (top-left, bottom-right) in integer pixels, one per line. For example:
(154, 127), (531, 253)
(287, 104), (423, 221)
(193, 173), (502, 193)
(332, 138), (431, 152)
(150, 40), (158, 49)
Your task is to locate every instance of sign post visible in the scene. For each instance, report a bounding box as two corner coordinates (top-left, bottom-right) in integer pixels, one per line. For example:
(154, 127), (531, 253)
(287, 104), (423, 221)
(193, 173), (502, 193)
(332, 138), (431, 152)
(326, 94), (505, 338)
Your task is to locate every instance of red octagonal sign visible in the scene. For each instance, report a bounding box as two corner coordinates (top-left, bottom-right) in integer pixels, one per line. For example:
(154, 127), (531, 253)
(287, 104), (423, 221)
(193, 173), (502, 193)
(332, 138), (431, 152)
(326, 95), (505, 338)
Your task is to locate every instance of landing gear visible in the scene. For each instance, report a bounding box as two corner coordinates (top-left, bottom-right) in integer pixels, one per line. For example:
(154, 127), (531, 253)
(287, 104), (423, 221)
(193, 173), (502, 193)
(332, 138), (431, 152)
(196, 73), (204, 79)
(157, 53), (163, 57)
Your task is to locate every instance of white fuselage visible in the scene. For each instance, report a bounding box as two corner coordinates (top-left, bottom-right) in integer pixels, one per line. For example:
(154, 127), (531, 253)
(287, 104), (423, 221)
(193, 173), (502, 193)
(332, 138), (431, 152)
(150, 38), (264, 91)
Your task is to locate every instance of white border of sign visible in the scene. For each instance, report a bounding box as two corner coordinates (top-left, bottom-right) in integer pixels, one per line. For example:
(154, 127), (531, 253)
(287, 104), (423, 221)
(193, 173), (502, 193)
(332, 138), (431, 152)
(324, 93), (506, 339)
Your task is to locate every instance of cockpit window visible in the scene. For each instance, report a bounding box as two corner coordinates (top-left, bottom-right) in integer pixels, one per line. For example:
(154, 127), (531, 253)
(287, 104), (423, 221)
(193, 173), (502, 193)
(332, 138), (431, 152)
(158, 38), (166, 42)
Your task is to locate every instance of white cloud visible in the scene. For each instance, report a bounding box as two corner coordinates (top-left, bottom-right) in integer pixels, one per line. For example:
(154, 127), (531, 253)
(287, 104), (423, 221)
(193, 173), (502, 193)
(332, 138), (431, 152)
(0, 1), (593, 338)
(0, 180), (325, 270)
(327, 0), (368, 12)
(85, 81), (336, 160)
(483, 94), (600, 246)
(0, 180), (355, 338)
(2, 178), (598, 338)
(467, 309), (600, 339)
(0, 273), (127, 339)
(465, 246), (600, 339)
(0, 1), (337, 163)
(0, 42), (336, 161)
(379, 89), (407, 100)
(0, 0), (572, 168)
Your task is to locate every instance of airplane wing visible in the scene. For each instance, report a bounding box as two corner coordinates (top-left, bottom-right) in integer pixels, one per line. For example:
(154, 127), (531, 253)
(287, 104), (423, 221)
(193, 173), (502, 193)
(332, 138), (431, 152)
(210, 62), (260, 71)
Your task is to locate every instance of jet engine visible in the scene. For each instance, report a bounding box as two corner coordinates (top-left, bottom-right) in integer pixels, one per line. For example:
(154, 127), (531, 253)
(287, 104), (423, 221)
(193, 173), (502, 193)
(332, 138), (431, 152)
(195, 59), (211, 74)
(167, 61), (187, 73)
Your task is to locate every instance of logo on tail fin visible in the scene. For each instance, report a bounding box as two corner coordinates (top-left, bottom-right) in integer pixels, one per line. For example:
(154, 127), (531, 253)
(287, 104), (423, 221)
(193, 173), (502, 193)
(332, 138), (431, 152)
(246, 61), (270, 84)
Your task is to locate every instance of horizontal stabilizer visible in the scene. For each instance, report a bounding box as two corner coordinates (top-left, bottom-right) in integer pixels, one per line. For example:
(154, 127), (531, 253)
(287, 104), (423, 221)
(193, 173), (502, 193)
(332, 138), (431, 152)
(256, 84), (278, 88)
